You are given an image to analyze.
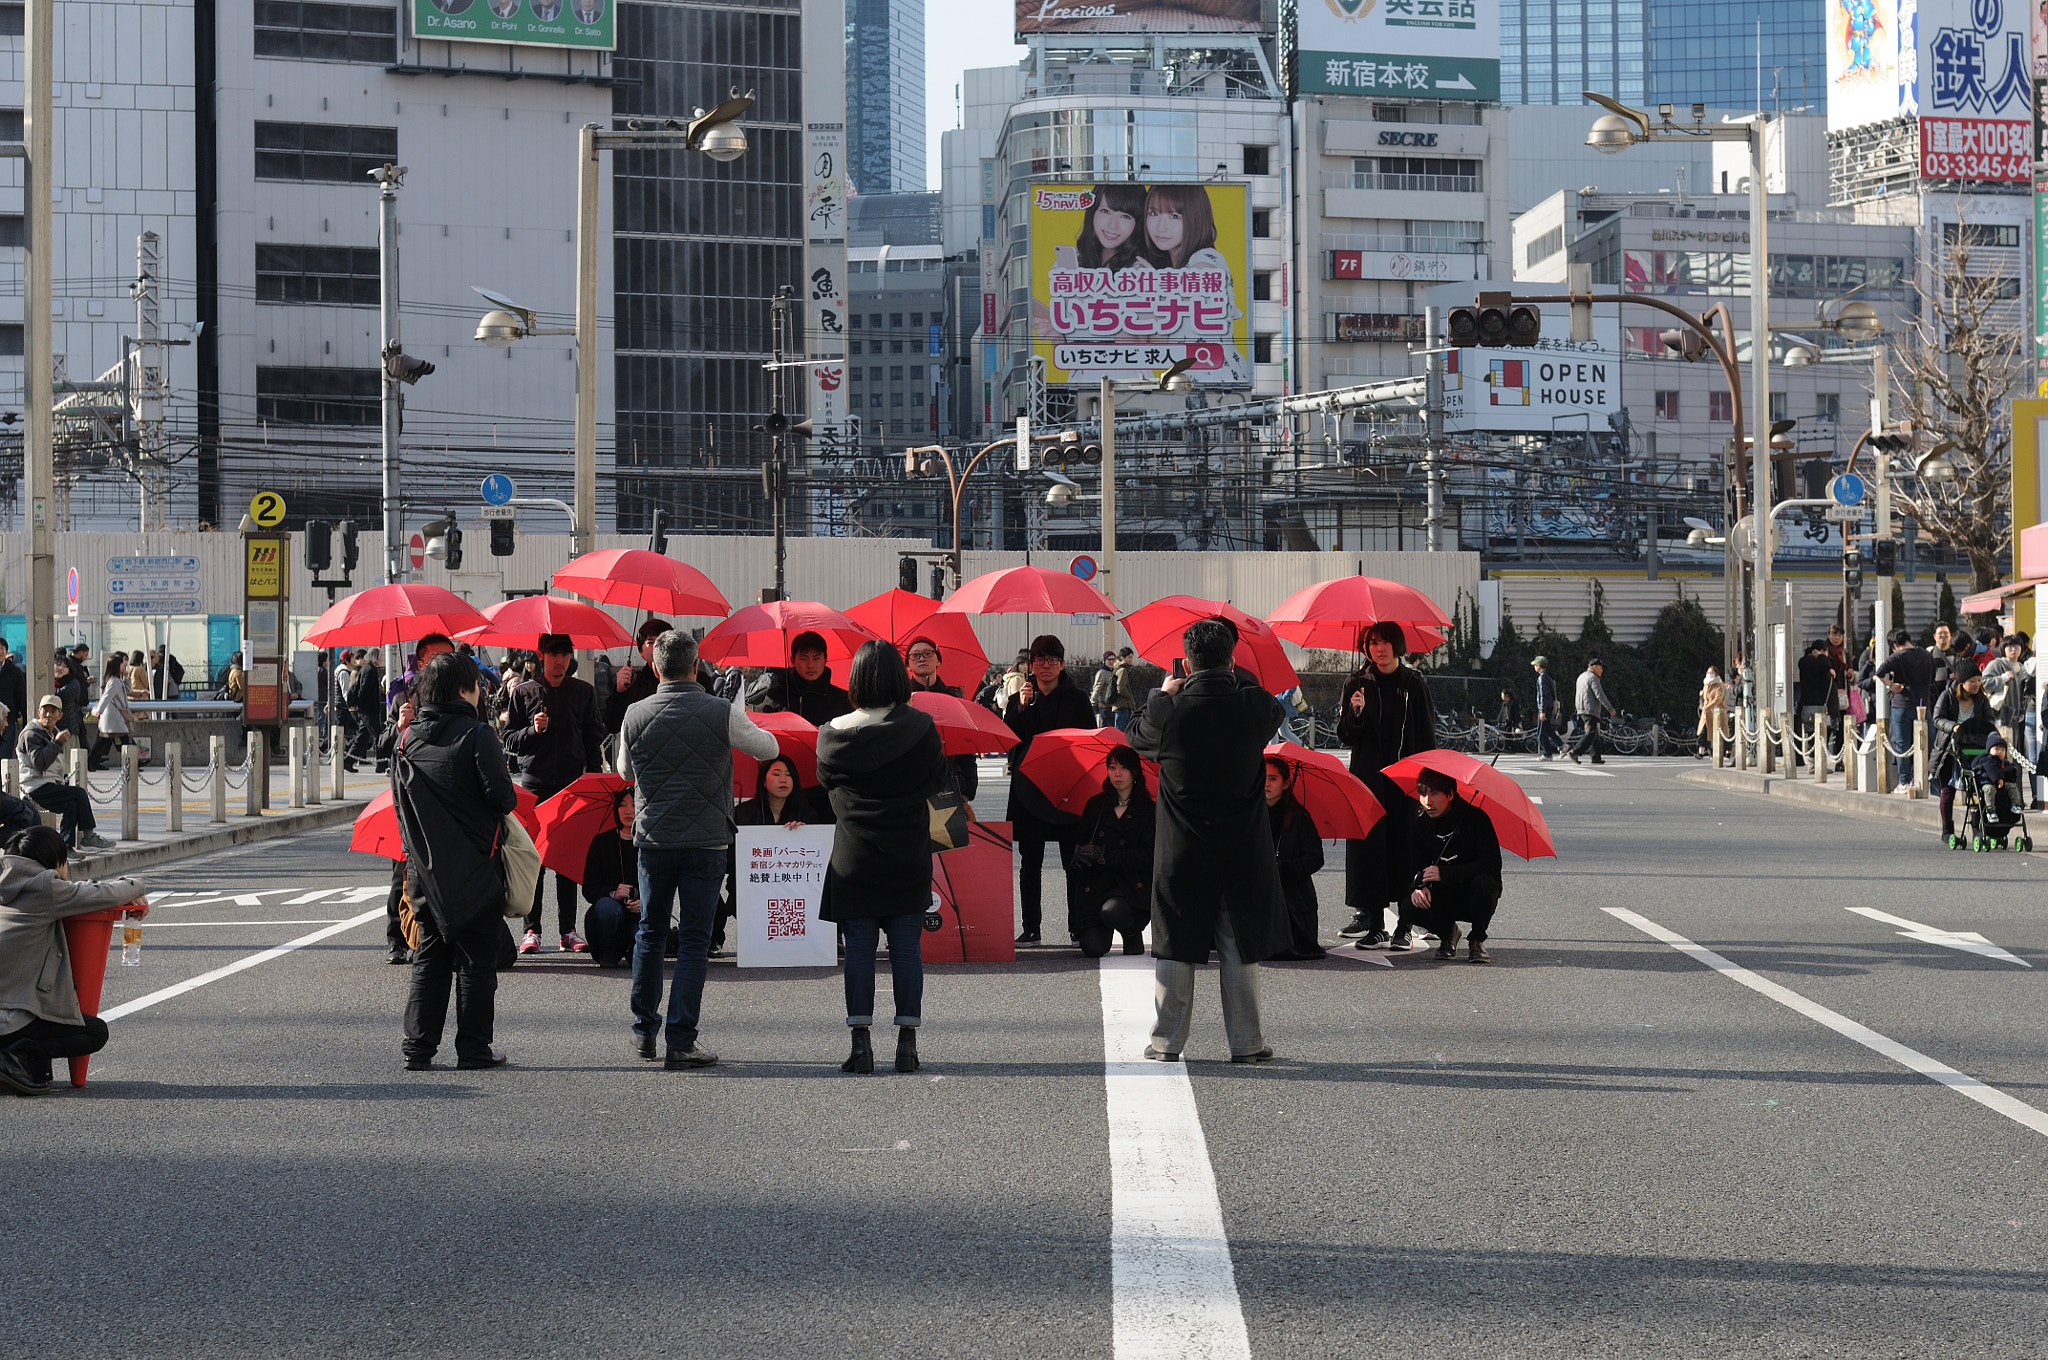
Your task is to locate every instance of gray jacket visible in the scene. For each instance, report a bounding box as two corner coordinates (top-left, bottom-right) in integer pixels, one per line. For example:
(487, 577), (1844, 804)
(21, 722), (67, 790)
(0, 856), (144, 1033)
(1575, 668), (1613, 718)
(622, 679), (778, 850)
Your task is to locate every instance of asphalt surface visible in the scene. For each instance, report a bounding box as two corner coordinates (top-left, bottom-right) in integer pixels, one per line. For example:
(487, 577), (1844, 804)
(6, 757), (2048, 1357)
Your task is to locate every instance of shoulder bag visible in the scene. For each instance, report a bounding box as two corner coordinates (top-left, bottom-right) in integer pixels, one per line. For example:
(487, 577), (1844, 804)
(499, 813), (541, 917)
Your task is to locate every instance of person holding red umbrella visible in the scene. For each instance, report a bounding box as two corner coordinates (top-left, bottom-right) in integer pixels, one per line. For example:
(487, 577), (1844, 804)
(1336, 622), (1438, 950)
(748, 631), (853, 726)
(905, 635), (978, 802)
(1002, 635), (1096, 945)
(577, 786), (640, 969)
(1405, 767), (1502, 963)
(604, 617), (675, 736)
(504, 634), (607, 956)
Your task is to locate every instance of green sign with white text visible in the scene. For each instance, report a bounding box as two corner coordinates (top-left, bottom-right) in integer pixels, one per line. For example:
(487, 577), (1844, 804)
(413, 0), (614, 50)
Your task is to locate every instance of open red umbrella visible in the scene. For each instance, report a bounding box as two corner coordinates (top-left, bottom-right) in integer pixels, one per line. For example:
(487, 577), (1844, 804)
(455, 594), (634, 651)
(1381, 749), (1556, 859)
(551, 548), (730, 619)
(1122, 595), (1300, 692)
(734, 710), (820, 798)
(532, 772), (632, 879)
(909, 690), (1018, 756)
(845, 589), (990, 691)
(1260, 744), (1385, 841)
(1015, 726), (1157, 817)
(350, 784), (540, 861)
(937, 565), (1117, 617)
(1266, 576), (1452, 653)
(699, 600), (876, 668)
(306, 583), (488, 649)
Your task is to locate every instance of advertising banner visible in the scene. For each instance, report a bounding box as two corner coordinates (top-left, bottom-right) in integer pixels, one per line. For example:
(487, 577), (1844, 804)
(1332, 312), (1424, 342)
(412, 0), (613, 49)
(1328, 248), (1483, 283)
(1030, 182), (1251, 387)
(1428, 298), (1621, 434)
(1016, 0), (1260, 37)
(1917, 0), (2031, 180)
(1827, 0), (1907, 130)
(735, 827), (838, 967)
(1296, 0), (1500, 100)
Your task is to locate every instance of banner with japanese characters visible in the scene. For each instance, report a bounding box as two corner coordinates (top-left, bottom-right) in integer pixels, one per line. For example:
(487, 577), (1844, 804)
(1916, 0), (2032, 180)
(735, 828), (838, 967)
(1029, 182), (1251, 387)
(1296, 0), (1499, 100)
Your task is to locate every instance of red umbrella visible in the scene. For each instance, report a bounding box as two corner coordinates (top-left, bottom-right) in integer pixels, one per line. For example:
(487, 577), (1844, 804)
(734, 710), (820, 798)
(909, 690), (1018, 756)
(1266, 576), (1452, 653)
(937, 565), (1117, 617)
(1260, 744), (1385, 841)
(1122, 595), (1300, 692)
(455, 594), (634, 651)
(305, 583), (488, 649)
(698, 600), (876, 668)
(1381, 749), (1557, 859)
(533, 773), (632, 879)
(551, 548), (730, 619)
(844, 589), (990, 691)
(350, 784), (540, 862)
(1016, 726), (1157, 817)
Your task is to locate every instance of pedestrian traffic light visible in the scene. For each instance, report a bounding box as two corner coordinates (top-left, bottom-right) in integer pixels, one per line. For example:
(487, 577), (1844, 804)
(382, 347), (435, 385)
(650, 507), (670, 556)
(340, 520), (360, 573)
(490, 518), (516, 556)
(444, 523), (464, 571)
(1447, 291), (1540, 348)
(305, 519), (332, 572)
(1873, 538), (1897, 576)
(1843, 544), (1864, 598)
(898, 554), (918, 593)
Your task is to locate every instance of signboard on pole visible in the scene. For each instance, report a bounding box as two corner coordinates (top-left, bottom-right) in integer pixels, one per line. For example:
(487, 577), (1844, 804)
(734, 827), (837, 967)
(411, 0), (615, 50)
(243, 535), (290, 728)
(65, 567), (77, 619)
(1296, 0), (1501, 100)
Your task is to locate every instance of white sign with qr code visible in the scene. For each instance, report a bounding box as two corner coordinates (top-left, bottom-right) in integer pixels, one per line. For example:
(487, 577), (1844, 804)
(735, 826), (838, 968)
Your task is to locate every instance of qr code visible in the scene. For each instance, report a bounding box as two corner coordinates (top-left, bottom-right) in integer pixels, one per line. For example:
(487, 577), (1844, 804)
(766, 899), (807, 939)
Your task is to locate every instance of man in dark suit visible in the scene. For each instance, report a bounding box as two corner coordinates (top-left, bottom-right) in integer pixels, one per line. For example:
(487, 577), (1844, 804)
(1127, 618), (1287, 1064)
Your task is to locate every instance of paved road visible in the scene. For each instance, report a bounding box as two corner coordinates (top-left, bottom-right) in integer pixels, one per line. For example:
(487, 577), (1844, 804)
(6, 758), (2048, 1357)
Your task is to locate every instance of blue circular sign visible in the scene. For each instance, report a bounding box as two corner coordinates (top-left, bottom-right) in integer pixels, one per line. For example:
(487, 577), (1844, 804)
(480, 473), (517, 506)
(1828, 472), (1866, 506)
(1069, 554), (1097, 582)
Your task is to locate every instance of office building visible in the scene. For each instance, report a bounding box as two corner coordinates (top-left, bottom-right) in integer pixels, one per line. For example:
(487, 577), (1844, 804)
(1646, 0), (1827, 114)
(846, 0), (923, 192)
(838, 191), (947, 539)
(1499, 0), (1646, 107)
(938, 64), (1021, 450)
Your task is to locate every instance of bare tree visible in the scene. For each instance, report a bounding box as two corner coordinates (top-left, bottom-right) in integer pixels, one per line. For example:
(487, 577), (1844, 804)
(1887, 225), (2028, 595)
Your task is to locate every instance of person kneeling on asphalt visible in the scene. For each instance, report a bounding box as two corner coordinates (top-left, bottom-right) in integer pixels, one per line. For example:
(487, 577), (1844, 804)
(1408, 767), (1502, 965)
(0, 824), (147, 1095)
(21, 696), (112, 850)
(580, 787), (640, 968)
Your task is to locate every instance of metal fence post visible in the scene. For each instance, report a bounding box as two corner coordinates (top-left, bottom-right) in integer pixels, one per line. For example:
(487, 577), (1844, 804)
(305, 725), (322, 806)
(331, 724), (345, 800)
(1811, 715), (1826, 785)
(165, 741), (182, 832)
(287, 725), (305, 810)
(210, 735), (227, 823)
(120, 744), (139, 841)
(1, 758), (15, 797)
(1912, 711), (1930, 799)
(246, 739), (264, 817)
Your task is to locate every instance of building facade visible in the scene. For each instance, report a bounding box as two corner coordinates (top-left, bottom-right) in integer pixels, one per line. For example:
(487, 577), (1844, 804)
(1645, 0), (1827, 114)
(844, 0), (921, 193)
(1499, 0), (1645, 107)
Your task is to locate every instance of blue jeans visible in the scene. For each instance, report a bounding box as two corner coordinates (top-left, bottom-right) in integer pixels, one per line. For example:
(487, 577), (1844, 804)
(629, 846), (727, 1050)
(841, 913), (926, 1028)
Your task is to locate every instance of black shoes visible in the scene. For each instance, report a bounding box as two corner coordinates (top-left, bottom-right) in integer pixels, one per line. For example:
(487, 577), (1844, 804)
(1230, 1047), (1275, 1065)
(1568, 749), (1583, 764)
(1337, 913), (1374, 939)
(386, 947), (411, 965)
(1468, 941), (1492, 964)
(403, 1056), (433, 1071)
(842, 1028), (874, 1074)
(1434, 926), (1465, 961)
(665, 1046), (718, 1070)
(632, 1034), (657, 1062)
(1121, 935), (1147, 955)
(1357, 930), (1390, 949)
(1142, 1045), (1180, 1062)
(0, 1049), (51, 1096)
(1385, 930), (1415, 952)
(455, 1047), (508, 1070)
(1015, 931), (1041, 945)
(895, 1028), (919, 1074)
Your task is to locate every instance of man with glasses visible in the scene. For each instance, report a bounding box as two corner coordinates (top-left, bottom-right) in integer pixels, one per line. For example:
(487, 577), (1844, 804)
(904, 635), (977, 800)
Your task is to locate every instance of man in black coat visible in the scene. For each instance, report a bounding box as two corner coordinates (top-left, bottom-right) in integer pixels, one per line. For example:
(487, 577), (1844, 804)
(1335, 621), (1437, 948)
(1407, 767), (1502, 964)
(1002, 633), (1095, 943)
(605, 617), (675, 735)
(1127, 619), (1287, 1063)
(747, 631), (853, 726)
(393, 651), (519, 1070)
(502, 632), (606, 954)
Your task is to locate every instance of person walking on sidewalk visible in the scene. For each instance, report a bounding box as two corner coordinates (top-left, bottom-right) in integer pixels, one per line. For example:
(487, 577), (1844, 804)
(87, 656), (133, 773)
(1568, 658), (1613, 766)
(503, 633), (605, 955)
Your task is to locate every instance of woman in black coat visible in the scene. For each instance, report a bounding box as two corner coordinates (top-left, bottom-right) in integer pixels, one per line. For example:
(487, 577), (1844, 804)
(816, 640), (950, 1076)
(579, 787), (640, 968)
(1067, 744), (1154, 957)
(1265, 757), (1327, 960)
(711, 754), (817, 957)
(1335, 621), (1437, 948)
(1001, 634), (1096, 943)
(1931, 661), (1999, 841)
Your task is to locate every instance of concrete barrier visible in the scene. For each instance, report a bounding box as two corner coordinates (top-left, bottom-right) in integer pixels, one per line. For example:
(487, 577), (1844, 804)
(1677, 766), (1940, 831)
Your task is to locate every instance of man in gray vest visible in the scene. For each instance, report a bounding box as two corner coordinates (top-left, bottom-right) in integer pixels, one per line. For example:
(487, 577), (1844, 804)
(623, 630), (778, 1069)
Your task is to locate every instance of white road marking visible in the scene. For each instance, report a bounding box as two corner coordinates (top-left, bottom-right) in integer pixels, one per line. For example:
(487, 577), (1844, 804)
(1529, 795), (1543, 804)
(1846, 907), (2032, 967)
(1097, 953), (1252, 1360)
(135, 919), (350, 928)
(1325, 947), (1393, 968)
(1606, 907), (2048, 1139)
(99, 909), (385, 1022)
(159, 888), (301, 909)
(285, 888), (347, 905)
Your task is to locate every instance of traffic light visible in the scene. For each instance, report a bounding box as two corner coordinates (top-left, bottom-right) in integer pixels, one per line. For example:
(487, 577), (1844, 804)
(383, 347), (435, 384)
(898, 554), (918, 593)
(1843, 544), (1864, 598)
(340, 520), (360, 573)
(1447, 291), (1540, 348)
(444, 523), (464, 571)
(650, 507), (670, 556)
(930, 562), (944, 600)
(306, 519), (332, 572)
(1873, 538), (1897, 576)
(490, 519), (516, 556)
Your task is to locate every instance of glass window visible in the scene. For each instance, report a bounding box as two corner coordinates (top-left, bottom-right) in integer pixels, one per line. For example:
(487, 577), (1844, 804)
(255, 244), (379, 305)
(254, 2), (396, 63)
(254, 121), (396, 182)
(255, 366), (380, 424)
(889, 366), (904, 380)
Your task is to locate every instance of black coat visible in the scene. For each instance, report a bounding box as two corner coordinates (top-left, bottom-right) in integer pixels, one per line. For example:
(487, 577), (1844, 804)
(1409, 795), (1503, 895)
(604, 663), (658, 734)
(1336, 662), (1437, 911)
(909, 675), (979, 800)
(1930, 684), (1999, 783)
(1127, 670), (1287, 965)
(580, 830), (638, 906)
(1067, 790), (1155, 937)
(0, 656), (26, 729)
(816, 704), (949, 922)
(394, 700), (520, 933)
(1002, 672), (1096, 827)
(750, 667), (853, 727)
(1271, 796), (1325, 947)
(502, 675), (605, 794)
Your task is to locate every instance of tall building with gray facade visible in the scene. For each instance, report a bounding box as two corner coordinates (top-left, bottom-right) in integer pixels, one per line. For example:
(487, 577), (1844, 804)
(846, 0), (924, 192)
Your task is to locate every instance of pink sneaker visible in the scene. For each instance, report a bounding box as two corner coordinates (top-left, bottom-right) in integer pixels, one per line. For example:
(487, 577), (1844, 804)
(518, 930), (541, 955)
(560, 932), (590, 953)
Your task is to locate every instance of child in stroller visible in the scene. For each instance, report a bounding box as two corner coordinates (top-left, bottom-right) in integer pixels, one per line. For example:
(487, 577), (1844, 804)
(1958, 735), (2033, 851)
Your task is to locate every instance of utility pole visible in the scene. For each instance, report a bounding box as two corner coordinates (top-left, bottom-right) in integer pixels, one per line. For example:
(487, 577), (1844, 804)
(573, 123), (599, 561)
(1644, 430), (1659, 580)
(1748, 116), (1776, 727)
(767, 286), (791, 602)
(132, 231), (167, 531)
(1424, 304), (1443, 552)
(1099, 377), (1117, 654)
(375, 164), (405, 591)
(23, 0), (52, 706)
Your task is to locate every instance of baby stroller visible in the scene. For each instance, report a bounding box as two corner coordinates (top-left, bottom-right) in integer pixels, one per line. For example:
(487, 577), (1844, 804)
(1948, 745), (2033, 852)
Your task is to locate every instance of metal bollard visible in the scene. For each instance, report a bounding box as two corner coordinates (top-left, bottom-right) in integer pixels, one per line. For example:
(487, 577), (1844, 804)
(1735, 719), (1749, 771)
(1712, 722), (1724, 768)
(1475, 721), (1487, 755)
(1, 758), (15, 797)
(121, 744), (139, 841)
(1779, 717), (1794, 775)
(165, 742), (182, 832)
(287, 725), (305, 810)
(210, 735), (227, 823)
(246, 738), (263, 817)
(332, 725), (346, 800)
(1812, 715), (1826, 785)
(1873, 719), (1892, 794)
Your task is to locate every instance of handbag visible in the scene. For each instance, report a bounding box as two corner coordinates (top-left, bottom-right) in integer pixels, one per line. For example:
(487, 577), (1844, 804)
(499, 813), (541, 917)
(927, 777), (971, 854)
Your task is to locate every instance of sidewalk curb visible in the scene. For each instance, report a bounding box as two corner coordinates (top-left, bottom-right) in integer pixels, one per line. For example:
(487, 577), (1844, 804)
(78, 799), (370, 877)
(1675, 767), (1941, 831)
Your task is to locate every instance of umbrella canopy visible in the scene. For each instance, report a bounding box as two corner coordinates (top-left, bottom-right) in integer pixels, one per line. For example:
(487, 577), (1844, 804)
(305, 583), (489, 649)
(532, 772), (632, 880)
(699, 600), (876, 669)
(1260, 743), (1385, 841)
(734, 710), (821, 799)
(455, 594), (634, 652)
(936, 565), (1117, 618)
(1381, 750), (1557, 860)
(1265, 576), (1452, 653)
(350, 784), (540, 862)
(551, 548), (731, 619)
(909, 690), (1018, 756)
(1122, 595), (1301, 692)
(1015, 726), (1157, 818)
(844, 589), (991, 691)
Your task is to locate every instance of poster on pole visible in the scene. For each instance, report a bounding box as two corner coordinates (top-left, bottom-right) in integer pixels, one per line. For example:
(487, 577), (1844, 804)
(735, 827), (838, 967)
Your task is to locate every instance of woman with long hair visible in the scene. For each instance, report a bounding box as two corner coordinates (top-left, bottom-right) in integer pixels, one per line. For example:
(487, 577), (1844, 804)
(1142, 182), (1251, 381)
(1264, 757), (1327, 959)
(815, 640), (949, 1074)
(1067, 744), (1154, 957)
(711, 754), (816, 957)
(1074, 183), (1152, 271)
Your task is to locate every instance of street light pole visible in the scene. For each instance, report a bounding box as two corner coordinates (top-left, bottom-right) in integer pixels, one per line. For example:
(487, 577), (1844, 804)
(376, 165), (405, 588)
(573, 122), (599, 562)
(23, 0), (52, 705)
(1099, 376), (1116, 653)
(1747, 116), (1775, 730)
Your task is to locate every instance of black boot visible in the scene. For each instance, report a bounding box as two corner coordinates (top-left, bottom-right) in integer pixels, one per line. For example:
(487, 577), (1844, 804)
(841, 1026), (874, 1074)
(895, 1027), (919, 1073)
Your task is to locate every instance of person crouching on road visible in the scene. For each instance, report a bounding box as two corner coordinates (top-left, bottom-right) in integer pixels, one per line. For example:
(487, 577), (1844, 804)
(580, 787), (639, 969)
(393, 651), (520, 1071)
(22, 696), (111, 850)
(1407, 767), (1502, 965)
(1067, 744), (1154, 958)
(1265, 758), (1327, 960)
(816, 640), (950, 1075)
(0, 825), (147, 1096)
(711, 754), (818, 958)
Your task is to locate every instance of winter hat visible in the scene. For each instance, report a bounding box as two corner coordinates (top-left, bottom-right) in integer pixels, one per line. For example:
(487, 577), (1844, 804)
(1953, 659), (1982, 683)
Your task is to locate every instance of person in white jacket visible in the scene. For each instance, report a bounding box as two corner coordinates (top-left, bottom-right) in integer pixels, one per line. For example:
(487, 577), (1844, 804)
(87, 655), (133, 772)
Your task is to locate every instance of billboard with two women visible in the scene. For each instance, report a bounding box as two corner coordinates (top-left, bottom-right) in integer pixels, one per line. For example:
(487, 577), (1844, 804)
(1028, 182), (1251, 388)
